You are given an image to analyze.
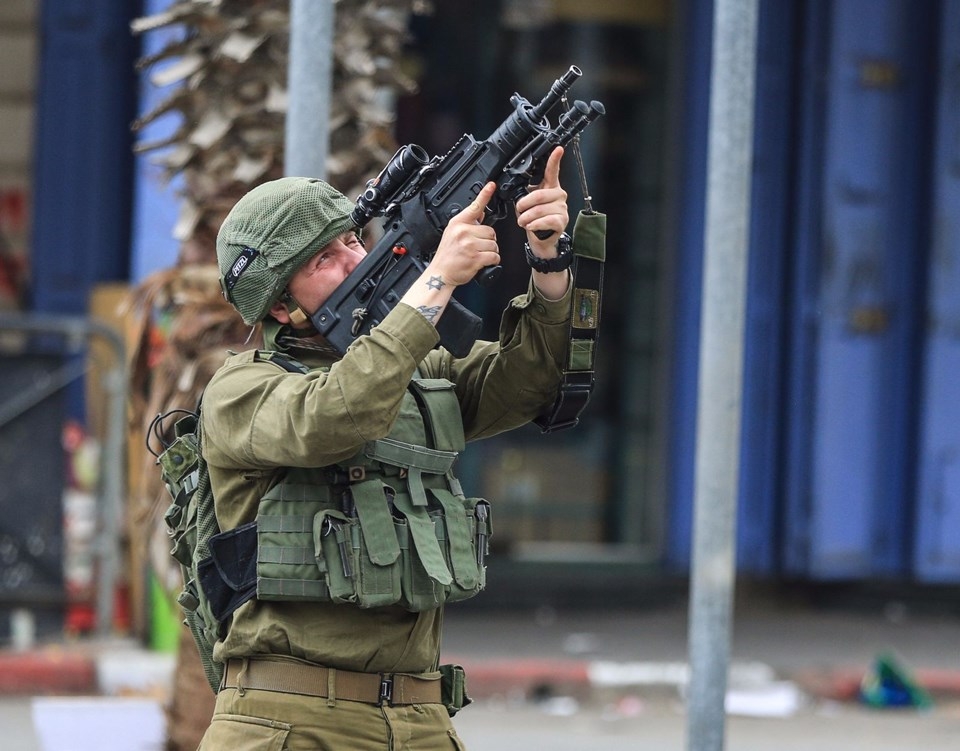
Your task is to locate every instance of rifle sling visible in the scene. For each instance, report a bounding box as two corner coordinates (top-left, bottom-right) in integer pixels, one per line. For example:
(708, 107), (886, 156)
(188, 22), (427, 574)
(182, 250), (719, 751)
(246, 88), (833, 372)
(535, 209), (606, 433)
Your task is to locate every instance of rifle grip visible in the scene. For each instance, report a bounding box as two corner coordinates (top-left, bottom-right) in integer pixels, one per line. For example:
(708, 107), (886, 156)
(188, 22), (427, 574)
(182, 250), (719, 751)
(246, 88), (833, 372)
(533, 229), (556, 241)
(475, 264), (502, 286)
(436, 298), (483, 358)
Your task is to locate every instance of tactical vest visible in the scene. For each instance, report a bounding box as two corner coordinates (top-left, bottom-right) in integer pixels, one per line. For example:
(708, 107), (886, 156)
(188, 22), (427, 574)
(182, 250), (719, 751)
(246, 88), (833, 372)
(253, 375), (491, 612)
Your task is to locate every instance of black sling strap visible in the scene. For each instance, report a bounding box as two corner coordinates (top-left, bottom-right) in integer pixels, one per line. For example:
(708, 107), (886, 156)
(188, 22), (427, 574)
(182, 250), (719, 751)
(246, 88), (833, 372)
(535, 208), (606, 433)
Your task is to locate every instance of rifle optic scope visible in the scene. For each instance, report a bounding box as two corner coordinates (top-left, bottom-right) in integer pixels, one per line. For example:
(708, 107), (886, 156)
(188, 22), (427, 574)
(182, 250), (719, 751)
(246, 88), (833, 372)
(351, 144), (430, 228)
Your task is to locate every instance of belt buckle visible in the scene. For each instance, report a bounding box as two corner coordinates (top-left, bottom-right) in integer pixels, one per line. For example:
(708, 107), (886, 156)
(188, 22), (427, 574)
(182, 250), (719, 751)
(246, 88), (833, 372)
(378, 674), (394, 706)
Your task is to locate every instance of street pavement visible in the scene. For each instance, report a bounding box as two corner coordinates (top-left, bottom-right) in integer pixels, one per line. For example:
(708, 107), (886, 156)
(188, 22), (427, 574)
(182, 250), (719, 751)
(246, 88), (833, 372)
(6, 692), (960, 751)
(2, 592), (959, 749)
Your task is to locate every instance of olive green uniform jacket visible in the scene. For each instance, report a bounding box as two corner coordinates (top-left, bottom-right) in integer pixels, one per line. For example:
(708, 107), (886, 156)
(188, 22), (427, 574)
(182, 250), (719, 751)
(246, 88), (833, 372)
(201, 280), (571, 676)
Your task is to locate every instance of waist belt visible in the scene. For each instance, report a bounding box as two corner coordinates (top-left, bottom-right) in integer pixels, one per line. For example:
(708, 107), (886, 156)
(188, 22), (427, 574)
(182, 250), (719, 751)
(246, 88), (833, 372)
(221, 657), (442, 706)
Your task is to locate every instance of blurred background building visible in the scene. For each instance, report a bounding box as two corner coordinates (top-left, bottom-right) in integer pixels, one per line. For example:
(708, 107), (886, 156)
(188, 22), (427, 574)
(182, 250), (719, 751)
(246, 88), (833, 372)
(2, 0), (959, 646)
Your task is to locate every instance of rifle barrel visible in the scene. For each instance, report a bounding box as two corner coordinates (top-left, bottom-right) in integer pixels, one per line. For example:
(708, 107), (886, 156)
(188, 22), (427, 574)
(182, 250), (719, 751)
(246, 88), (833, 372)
(530, 65), (582, 121)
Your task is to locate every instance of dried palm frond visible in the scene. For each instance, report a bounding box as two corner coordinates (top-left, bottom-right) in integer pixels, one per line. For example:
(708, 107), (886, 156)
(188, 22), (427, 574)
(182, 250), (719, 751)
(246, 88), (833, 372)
(132, 0), (429, 262)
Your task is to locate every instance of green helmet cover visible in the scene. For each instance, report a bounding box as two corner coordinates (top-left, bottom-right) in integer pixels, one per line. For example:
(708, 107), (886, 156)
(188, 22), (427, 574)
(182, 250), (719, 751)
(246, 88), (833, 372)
(217, 177), (356, 324)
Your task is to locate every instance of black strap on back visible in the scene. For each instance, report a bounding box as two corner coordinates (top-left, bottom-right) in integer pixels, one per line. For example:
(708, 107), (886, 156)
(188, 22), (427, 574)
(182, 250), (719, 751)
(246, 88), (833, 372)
(255, 349), (311, 374)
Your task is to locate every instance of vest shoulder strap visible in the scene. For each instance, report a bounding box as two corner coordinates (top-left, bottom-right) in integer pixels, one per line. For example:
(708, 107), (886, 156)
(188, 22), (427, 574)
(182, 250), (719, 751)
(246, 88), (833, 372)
(254, 350), (311, 374)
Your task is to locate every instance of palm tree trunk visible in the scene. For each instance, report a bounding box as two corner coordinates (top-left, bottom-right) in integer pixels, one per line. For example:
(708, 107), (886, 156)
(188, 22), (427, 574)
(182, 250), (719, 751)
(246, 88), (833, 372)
(166, 629), (217, 751)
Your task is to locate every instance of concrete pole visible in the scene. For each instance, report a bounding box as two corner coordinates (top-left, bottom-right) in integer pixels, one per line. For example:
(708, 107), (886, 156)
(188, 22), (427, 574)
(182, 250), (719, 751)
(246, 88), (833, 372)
(285, 0), (335, 177)
(686, 0), (759, 749)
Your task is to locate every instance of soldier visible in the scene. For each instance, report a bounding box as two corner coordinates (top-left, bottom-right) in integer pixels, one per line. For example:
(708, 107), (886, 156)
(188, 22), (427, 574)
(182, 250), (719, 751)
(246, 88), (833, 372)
(198, 146), (572, 750)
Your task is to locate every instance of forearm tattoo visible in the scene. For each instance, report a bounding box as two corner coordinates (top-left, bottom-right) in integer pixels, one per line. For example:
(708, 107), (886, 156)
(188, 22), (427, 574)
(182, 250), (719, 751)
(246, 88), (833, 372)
(416, 305), (443, 322)
(426, 275), (446, 291)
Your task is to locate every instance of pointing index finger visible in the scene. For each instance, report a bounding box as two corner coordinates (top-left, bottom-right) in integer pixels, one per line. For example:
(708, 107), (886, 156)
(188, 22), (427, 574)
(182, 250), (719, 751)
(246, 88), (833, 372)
(464, 181), (497, 222)
(539, 146), (564, 189)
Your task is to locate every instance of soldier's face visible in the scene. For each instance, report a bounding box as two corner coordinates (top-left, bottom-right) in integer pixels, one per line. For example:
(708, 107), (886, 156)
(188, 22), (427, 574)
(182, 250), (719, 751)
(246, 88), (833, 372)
(287, 231), (367, 314)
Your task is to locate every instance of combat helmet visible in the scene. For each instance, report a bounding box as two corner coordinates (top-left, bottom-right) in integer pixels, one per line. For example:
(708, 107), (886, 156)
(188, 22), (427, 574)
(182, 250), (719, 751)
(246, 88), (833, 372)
(216, 177), (356, 325)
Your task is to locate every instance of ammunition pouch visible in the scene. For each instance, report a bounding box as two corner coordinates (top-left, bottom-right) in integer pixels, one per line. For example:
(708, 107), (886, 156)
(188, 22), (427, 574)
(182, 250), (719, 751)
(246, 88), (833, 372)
(253, 455), (491, 612)
(439, 663), (472, 717)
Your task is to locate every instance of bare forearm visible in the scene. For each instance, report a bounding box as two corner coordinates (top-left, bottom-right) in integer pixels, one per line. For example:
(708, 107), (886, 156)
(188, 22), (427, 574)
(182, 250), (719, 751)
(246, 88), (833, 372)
(399, 268), (455, 326)
(532, 268), (571, 301)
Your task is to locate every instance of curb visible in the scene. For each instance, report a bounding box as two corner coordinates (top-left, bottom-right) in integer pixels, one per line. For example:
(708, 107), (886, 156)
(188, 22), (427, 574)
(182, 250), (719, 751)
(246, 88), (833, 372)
(0, 648), (97, 695)
(453, 657), (960, 706)
(451, 657), (591, 698)
(0, 643), (176, 698)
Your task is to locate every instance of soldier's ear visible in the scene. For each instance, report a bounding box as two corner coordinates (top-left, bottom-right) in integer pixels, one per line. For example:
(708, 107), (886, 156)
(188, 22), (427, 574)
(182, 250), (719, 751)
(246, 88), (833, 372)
(269, 299), (292, 324)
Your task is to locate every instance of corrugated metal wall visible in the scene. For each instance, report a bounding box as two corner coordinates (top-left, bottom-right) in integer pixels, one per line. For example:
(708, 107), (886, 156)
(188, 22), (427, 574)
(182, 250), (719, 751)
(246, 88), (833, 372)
(672, 0), (960, 584)
(914, 0), (960, 582)
(783, 0), (936, 579)
(29, 0), (139, 314)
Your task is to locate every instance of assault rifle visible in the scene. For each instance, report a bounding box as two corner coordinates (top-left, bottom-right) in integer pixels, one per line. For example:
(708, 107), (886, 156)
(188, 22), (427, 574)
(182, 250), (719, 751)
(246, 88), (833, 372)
(310, 65), (605, 358)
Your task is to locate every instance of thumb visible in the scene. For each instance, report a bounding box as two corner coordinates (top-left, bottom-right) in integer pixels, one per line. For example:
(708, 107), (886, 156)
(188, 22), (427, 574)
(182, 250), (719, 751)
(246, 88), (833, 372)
(452, 181), (497, 224)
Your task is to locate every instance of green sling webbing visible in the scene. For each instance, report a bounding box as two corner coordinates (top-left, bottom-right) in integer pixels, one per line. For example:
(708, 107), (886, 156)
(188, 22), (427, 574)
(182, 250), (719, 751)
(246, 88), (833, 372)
(535, 208), (607, 432)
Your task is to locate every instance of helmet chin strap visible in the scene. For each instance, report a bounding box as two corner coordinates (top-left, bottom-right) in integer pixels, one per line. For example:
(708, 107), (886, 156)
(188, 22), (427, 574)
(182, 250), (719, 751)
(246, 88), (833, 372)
(281, 291), (311, 328)
(288, 306), (309, 327)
